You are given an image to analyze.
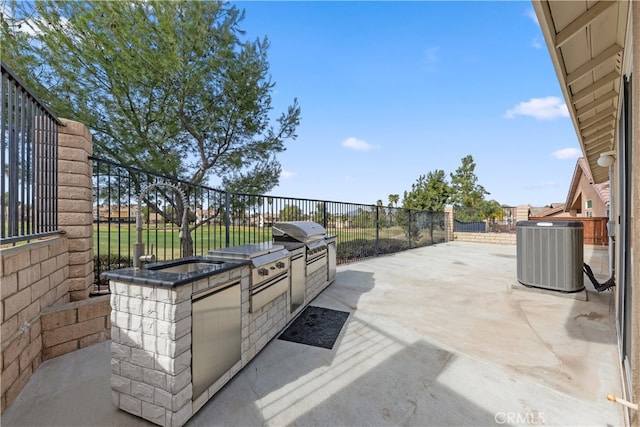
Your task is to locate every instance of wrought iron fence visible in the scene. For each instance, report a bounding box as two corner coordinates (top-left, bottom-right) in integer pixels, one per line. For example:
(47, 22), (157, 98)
(1, 62), (63, 245)
(92, 156), (445, 291)
(453, 205), (517, 233)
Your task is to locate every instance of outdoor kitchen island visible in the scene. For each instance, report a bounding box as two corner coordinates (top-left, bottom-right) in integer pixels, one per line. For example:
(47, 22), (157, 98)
(102, 223), (336, 427)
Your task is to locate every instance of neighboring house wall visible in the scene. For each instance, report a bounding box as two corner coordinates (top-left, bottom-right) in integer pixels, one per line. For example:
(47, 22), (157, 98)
(529, 158), (610, 245)
(1, 120), (110, 414)
(564, 158), (610, 218)
(569, 175), (607, 217)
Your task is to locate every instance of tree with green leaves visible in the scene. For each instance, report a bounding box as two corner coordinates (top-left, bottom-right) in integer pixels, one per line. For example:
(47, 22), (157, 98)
(279, 205), (303, 222)
(0, 2), (44, 92)
(449, 155), (490, 223)
(402, 170), (451, 212)
(449, 155), (489, 208)
(2, 0), (300, 256)
(388, 194), (399, 208)
(312, 202), (327, 226)
(355, 207), (375, 229)
(5, 0), (300, 191)
(385, 194), (399, 225)
(397, 170), (449, 242)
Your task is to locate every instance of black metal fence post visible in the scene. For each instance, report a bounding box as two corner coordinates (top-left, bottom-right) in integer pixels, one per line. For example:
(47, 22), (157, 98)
(408, 209), (412, 249)
(375, 206), (379, 256)
(322, 201), (328, 229)
(224, 192), (231, 247)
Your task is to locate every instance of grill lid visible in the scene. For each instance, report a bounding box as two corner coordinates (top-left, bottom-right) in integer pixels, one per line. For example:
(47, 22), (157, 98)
(272, 221), (326, 243)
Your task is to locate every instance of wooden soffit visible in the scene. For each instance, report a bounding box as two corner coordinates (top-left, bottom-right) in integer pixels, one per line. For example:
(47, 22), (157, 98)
(532, 0), (630, 184)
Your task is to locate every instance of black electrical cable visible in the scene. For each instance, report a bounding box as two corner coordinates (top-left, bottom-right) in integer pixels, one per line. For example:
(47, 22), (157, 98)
(583, 263), (615, 292)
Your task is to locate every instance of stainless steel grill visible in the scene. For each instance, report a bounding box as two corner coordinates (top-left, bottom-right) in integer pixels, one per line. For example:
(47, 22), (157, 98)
(208, 242), (290, 312)
(273, 221), (328, 275)
(272, 221), (326, 243)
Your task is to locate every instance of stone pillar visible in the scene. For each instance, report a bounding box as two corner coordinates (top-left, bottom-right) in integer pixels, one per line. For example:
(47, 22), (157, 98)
(516, 205), (530, 223)
(57, 119), (94, 301)
(444, 206), (454, 242)
(110, 281), (194, 427)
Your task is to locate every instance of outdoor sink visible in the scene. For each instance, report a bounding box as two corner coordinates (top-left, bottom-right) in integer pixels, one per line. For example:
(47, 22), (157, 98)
(147, 259), (225, 274)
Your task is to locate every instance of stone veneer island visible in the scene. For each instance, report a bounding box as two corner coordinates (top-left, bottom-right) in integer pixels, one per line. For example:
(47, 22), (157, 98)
(103, 254), (334, 427)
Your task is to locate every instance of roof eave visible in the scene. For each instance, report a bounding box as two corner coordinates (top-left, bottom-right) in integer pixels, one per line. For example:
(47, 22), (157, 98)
(532, 1), (629, 185)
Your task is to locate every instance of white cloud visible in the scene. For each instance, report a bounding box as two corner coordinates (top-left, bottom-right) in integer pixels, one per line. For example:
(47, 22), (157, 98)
(4, 8), (70, 38)
(525, 8), (539, 26)
(531, 37), (543, 49)
(552, 148), (582, 160)
(280, 169), (295, 179)
(342, 137), (374, 151)
(503, 96), (569, 120)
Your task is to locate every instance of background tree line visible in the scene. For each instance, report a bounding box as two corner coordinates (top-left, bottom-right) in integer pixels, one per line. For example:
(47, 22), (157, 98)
(386, 155), (505, 222)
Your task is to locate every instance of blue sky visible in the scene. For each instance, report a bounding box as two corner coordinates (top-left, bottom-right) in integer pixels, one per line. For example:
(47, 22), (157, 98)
(231, 1), (581, 207)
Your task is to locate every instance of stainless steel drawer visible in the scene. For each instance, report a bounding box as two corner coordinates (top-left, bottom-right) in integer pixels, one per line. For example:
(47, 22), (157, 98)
(251, 273), (288, 313)
(306, 254), (327, 275)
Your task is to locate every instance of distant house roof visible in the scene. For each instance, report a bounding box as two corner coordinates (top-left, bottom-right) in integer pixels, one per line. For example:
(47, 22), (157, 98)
(531, 204), (566, 217)
(528, 202), (564, 217)
(564, 157), (610, 212)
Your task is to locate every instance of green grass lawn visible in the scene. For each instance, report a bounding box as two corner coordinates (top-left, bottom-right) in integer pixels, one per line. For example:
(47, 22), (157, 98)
(94, 223), (273, 260)
(94, 222), (440, 263)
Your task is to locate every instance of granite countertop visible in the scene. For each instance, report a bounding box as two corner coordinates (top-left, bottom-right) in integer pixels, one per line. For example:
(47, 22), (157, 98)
(100, 256), (250, 287)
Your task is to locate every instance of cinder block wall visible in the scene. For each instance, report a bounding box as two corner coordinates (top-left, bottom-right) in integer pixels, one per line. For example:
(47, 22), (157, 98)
(41, 295), (111, 360)
(453, 231), (516, 245)
(0, 237), (69, 412)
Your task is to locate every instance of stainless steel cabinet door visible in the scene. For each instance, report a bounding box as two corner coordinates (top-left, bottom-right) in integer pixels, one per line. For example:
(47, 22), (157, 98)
(192, 281), (241, 398)
(290, 255), (305, 313)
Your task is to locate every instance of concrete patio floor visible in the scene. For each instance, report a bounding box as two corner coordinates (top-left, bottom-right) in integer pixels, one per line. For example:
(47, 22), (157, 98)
(1, 242), (624, 427)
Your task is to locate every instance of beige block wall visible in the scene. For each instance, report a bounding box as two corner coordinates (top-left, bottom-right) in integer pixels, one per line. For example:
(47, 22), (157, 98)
(1, 237), (69, 412)
(58, 118), (94, 301)
(453, 232), (516, 245)
(444, 207), (454, 242)
(40, 295), (111, 360)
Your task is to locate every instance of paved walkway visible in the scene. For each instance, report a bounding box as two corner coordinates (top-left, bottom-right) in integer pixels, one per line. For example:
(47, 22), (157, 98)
(1, 242), (624, 426)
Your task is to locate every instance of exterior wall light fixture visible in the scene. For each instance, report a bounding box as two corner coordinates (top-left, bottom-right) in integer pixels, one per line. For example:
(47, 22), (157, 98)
(597, 150), (616, 167)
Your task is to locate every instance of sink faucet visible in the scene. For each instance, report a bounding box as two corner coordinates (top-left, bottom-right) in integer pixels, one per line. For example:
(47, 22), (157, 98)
(134, 182), (189, 270)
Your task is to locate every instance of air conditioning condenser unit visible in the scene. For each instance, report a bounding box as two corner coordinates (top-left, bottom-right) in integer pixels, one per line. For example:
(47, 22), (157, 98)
(516, 220), (584, 292)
